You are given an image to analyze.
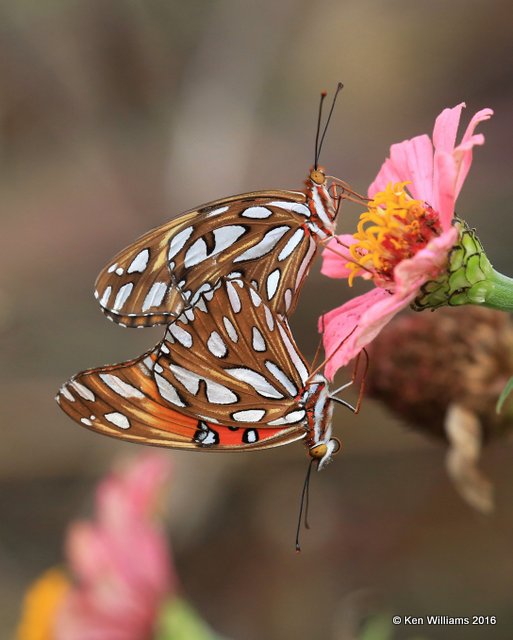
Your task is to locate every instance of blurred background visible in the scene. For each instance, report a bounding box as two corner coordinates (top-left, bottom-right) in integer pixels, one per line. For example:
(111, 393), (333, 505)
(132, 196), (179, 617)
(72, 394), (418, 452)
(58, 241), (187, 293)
(2, 0), (513, 637)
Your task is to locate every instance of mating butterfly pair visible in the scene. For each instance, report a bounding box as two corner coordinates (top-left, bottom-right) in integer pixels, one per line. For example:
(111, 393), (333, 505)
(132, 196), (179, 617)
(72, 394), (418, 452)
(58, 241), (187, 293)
(57, 86), (355, 469)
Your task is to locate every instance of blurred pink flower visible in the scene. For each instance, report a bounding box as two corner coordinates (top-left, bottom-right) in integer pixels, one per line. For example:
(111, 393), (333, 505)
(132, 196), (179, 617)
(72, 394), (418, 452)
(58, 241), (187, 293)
(320, 103), (493, 379)
(55, 453), (175, 640)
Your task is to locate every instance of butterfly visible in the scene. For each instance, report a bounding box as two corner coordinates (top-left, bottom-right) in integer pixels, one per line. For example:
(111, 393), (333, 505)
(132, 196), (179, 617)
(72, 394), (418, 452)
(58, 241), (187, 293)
(93, 85), (347, 328)
(57, 278), (355, 469)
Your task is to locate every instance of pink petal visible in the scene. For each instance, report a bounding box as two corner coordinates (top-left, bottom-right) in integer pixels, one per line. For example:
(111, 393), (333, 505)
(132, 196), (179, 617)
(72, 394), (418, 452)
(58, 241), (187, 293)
(320, 288), (392, 379)
(454, 108), (493, 198)
(368, 157), (397, 197)
(321, 226), (459, 379)
(432, 105), (492, 225)
(98, 453), (171, 526)
(369, 134), (434, 202)
(432, 103), (466, 153)
(432, 151), (458, 230)
(57, 453), (175, 640)
(321, 235), (358, 279)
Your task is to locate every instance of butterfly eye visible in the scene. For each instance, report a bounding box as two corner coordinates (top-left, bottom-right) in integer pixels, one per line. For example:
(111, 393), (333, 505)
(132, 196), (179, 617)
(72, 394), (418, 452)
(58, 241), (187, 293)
(330, 437), (342, 456)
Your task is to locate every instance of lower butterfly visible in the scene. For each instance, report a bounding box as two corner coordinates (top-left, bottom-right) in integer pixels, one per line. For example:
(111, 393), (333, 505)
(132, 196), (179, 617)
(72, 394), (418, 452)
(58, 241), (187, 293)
(57, 278), (355, 469)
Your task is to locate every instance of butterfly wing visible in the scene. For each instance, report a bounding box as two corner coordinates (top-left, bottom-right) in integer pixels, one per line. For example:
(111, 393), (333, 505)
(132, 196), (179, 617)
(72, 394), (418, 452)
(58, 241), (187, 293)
(153, 278), (311, 428)
(56, 346), (305, 451)
(94, 190), (317, 327)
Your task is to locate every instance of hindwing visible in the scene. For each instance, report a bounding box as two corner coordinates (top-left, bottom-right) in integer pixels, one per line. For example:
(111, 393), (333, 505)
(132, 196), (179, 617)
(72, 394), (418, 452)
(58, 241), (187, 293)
(94, 190), (317, 327)
(153, 278), (311, 428)
(56, 346), (305, 451)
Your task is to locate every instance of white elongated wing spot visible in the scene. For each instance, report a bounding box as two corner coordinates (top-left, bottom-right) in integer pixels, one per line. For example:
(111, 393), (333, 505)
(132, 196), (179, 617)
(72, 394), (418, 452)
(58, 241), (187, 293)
(225, 367), (284, 399)
(104, 412), (130, 429)
(266, 269), (281, 301)
(194, 297), (208, 313)
(206, 205), (229, 218)
(107, 263), (118, 273)
(80, 417), (93, 426)
(127, 248), (150, 274)
(70, 381), (95, 401)
(277, 323), (309, 384)
(268, 201), (310, 217)
(212, 225), (246, 254)
(264, 306), (275, 332)
(60, 385), (75, 402)
(232, 409), (266, 422)
(233, 226), (290, 263)
(252, 326), (266, 352)
(168, 324), (193, 348)
(249, 286), (262, 308)
(284, 289), (292, 310)
(207, 331), (228, 358)
(169, 364), (200, 395)
(241, 206), (273, 219)
(223, 316), (239, 343)
(154, 373), (186, 407)
(205, 380), (238, 404)
(295, 236), (316, 289)
(278, 228), (304, 261)
(184, 237), (208, 268)
(99, 286), (112, 307)
(113, 283), (133, 311)
(226, 281), (242, 313)
(267, 409), (306, 425)
(168, 226), (194, 260)
(265, 360), (297, 396)
(184, 308), (195, 322)
(99, 374), (144, 399)
(142, 282), (167, 312)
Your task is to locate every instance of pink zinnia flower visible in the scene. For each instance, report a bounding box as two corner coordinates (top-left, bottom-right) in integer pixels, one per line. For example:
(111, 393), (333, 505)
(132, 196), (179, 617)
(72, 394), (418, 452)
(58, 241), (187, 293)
(55, 453), (174, 640)
(320, 103), (493, 379)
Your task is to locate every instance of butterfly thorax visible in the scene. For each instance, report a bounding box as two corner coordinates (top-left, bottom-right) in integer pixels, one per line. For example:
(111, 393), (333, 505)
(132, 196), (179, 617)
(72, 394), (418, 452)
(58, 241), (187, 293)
(302, 374), (338, 470)
(304, 168), (336, 240)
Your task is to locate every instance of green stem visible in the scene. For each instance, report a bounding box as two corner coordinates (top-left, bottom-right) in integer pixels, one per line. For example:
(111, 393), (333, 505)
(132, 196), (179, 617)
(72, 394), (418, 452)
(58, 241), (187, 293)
(479, 269), (513, 311)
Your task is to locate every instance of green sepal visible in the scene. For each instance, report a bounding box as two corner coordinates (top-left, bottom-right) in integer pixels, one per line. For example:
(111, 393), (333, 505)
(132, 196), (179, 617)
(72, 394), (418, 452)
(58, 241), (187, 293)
(413, 218), (513, 312)
(155, 597), (226, 640)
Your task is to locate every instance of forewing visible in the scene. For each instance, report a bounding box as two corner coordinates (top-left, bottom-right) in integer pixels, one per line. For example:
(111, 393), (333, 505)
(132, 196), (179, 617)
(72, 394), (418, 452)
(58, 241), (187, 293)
(155, 278), (311, 428)
(94, 190), (315, 327)
(56, 347), (305, 451)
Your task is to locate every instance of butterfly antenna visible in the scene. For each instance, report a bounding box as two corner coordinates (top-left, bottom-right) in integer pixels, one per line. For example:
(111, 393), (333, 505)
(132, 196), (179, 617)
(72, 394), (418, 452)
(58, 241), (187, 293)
(314, 91), (328, 170)
(315, 82), (344, 169)
(295, 458), (315, 552)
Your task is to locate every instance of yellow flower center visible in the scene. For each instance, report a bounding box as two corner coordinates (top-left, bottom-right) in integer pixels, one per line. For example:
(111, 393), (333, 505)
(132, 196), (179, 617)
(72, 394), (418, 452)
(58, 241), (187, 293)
(347, 182), (442, 286)
(17, 568), (70, 640)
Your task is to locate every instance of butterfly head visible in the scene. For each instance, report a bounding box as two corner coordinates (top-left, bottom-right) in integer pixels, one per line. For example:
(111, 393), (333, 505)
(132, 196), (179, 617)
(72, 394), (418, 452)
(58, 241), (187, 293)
(309, 166), (326, 186)
(303, 374), (340, 470)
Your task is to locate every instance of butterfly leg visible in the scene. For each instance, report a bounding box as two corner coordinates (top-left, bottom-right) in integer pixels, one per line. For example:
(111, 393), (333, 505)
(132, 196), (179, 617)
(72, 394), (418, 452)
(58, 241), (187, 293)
(329, 348), (369, 414)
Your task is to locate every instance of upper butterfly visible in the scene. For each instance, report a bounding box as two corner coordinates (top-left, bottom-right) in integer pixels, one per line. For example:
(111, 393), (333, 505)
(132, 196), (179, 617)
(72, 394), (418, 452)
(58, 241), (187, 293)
(94, 85), (347, 328)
